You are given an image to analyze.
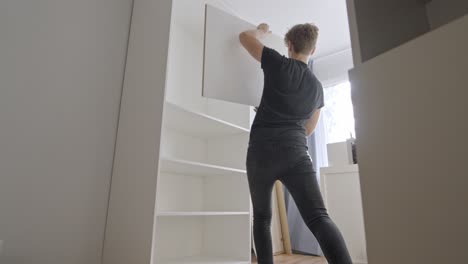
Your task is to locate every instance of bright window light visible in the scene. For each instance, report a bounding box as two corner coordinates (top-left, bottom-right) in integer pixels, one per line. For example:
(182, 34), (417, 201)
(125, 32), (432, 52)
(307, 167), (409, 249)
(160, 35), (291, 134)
(322, 81), (356, 144)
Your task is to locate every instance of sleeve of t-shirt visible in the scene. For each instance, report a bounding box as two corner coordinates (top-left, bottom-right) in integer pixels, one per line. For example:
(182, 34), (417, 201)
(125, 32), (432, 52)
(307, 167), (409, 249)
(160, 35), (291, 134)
(261, 46), (285, 72)
(316, 82), (325, 109)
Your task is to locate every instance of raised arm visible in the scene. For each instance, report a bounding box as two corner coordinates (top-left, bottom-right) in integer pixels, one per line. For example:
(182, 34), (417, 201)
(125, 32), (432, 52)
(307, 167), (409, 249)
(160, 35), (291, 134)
(239, 23), (270, 62)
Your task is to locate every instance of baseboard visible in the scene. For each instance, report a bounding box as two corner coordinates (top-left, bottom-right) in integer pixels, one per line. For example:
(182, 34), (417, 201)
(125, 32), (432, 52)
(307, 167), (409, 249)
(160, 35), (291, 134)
(353, 260), (368, 264)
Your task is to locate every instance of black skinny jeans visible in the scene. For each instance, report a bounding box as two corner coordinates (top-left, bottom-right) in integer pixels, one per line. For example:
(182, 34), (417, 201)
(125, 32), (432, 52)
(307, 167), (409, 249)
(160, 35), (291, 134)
(246, 142), (352, 264)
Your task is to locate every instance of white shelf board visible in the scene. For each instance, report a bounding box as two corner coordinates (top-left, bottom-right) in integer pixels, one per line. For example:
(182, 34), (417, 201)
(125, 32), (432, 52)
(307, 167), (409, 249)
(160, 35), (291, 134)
(157, 211), (250, 217)
(164, 101), (249, 137)
(160, 158), (246, 177)
(160, 256), (250, 264)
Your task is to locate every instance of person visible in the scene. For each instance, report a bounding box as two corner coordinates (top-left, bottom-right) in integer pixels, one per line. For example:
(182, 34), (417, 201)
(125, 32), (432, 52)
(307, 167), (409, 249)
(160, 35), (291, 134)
(239, 23), (353, 264)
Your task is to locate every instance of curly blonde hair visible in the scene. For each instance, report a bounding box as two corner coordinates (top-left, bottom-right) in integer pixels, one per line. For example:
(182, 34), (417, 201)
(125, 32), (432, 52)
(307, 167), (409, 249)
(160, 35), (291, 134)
(284, 23), (319, 55)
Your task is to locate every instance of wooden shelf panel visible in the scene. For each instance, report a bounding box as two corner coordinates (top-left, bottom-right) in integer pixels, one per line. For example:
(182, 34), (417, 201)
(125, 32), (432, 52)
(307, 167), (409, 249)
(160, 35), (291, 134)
(160, 158), (246, 177)
(164, 101), (249, 137)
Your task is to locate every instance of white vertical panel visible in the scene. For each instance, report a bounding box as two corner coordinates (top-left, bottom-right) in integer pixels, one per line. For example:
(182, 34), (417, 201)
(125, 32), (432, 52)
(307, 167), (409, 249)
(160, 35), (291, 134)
(203, 4), (286, 107)
(102, 0), (172, 263)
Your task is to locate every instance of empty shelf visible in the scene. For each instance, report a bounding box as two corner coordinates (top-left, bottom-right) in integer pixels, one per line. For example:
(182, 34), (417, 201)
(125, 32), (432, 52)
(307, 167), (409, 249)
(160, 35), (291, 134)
(164, 101), (249, 137)
(160, 158), (246, 177)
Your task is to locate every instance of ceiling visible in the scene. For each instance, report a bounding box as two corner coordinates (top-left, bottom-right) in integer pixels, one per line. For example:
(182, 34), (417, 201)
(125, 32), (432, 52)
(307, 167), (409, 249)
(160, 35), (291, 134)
(174, 0), (352, 59)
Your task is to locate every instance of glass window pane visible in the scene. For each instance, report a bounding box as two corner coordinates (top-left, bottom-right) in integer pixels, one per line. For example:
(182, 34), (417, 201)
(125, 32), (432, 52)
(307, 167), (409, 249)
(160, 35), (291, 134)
(322, 82), (355, 144)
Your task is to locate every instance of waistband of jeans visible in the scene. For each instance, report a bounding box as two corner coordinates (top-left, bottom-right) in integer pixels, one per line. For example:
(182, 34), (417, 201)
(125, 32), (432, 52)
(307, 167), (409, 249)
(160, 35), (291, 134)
(248, 139), (308, 149)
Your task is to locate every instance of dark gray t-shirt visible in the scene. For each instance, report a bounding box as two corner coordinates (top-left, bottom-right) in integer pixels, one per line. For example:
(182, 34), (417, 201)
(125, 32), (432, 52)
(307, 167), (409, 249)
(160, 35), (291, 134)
(249, 46), (324, 146)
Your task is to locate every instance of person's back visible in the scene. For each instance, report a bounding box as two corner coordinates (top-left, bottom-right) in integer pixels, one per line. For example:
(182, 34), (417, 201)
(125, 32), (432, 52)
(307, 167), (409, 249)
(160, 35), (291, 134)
(250, 46), (324, 146)
(240, 23), (352, 264)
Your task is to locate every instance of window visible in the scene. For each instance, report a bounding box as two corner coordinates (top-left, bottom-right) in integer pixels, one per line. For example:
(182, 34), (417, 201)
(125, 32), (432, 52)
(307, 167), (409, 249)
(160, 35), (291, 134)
(322, 81), (356, 144)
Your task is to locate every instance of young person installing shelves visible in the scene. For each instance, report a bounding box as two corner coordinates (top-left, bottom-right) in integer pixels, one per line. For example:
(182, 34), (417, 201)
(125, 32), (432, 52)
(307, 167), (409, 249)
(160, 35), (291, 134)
(239, 23), (352, 264)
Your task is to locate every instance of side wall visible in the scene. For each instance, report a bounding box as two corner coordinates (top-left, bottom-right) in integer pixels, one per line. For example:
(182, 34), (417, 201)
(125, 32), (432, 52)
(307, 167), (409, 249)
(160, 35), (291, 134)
(0, 1), (132, 263)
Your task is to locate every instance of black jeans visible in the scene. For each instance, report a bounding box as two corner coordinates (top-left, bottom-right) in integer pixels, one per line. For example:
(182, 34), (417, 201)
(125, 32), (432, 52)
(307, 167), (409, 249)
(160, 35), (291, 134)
(246, 142), (353, 264)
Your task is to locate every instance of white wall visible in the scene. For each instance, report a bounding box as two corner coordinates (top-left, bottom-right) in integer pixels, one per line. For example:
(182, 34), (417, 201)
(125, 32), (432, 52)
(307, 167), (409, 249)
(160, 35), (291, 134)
(0, 1), (132, 263)
(313, 49), (353, 88)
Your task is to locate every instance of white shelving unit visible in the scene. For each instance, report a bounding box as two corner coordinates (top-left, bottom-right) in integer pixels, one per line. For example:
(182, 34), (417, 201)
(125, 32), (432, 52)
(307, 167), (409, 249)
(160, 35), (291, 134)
(155, 100), (251, 263)
(152, 2), (253, 262)
(102, 1), (253, 263)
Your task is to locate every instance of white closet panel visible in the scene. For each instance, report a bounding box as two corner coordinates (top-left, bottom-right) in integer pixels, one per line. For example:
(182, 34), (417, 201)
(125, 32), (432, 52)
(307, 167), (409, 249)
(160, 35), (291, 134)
(202, 4), (286, 107)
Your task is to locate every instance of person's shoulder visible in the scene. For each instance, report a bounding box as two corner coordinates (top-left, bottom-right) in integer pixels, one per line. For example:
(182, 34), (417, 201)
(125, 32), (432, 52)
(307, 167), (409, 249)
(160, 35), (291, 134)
(307, 72), (323, 92)
(263, 46), (281, 55)
(309, 72), (322, 85)
(261, 46), (287, 70)
(315, 75), (323, 87)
